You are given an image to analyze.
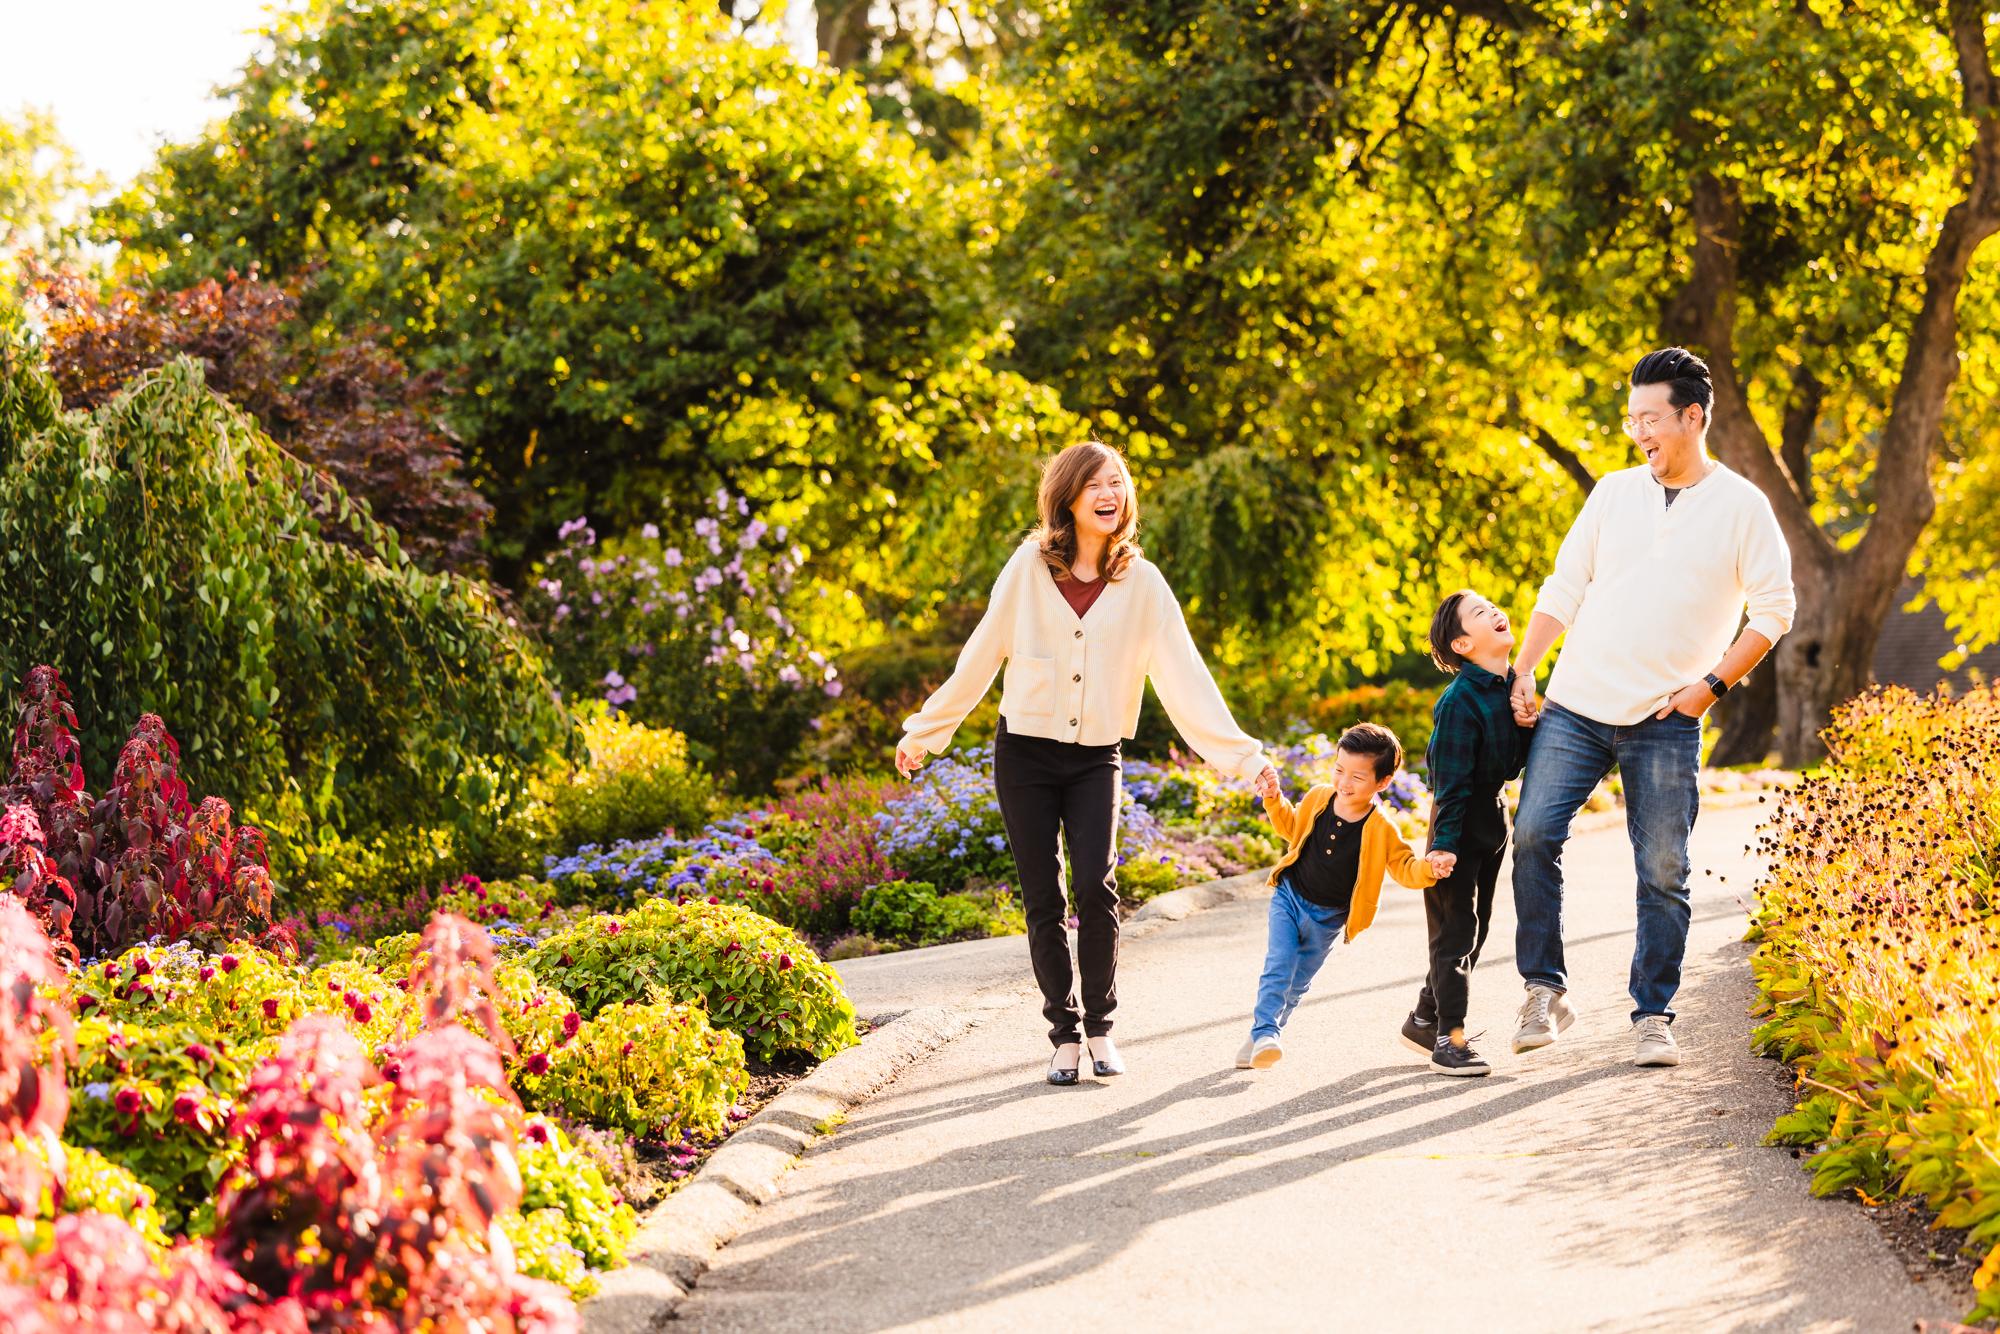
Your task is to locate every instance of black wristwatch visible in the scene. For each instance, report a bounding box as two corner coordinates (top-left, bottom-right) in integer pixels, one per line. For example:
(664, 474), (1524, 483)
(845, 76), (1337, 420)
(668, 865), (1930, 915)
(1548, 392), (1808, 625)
(1703, 672), (1729, 700)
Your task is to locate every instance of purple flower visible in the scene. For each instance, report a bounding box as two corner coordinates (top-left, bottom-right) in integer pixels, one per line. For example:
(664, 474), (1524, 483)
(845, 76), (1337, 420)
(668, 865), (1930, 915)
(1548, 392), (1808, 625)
(642, 523), (661, 540)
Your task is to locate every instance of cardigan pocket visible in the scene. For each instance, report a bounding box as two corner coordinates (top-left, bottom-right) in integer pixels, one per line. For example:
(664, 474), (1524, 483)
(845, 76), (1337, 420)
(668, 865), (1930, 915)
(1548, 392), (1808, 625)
(1000, 655), (1056, 719)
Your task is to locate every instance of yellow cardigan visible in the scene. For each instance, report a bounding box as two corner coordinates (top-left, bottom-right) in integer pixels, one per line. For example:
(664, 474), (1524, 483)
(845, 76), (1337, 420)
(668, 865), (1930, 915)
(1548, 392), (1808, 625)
(1261, 786), (1437, 941)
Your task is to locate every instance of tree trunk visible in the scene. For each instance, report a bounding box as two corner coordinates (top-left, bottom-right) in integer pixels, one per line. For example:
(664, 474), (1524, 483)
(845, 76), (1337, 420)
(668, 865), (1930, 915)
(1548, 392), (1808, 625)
(817, 0), (873, 68)
(1707, 656), (1775, 767)
(1767, 546), (1908, 766)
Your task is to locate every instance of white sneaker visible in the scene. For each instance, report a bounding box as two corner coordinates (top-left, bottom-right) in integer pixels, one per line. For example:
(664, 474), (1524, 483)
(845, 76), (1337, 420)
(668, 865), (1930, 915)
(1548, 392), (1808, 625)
(1632, 1015), (1681, 1067)
(1247, 1035), (1283, 1069)
(1234, 1036), (1256, 1069)
(1511, 985), (1576, 1054)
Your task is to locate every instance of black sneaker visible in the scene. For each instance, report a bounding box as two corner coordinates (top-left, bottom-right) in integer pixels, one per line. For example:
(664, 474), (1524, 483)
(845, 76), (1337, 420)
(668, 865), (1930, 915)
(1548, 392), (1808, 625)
(1431, 1034), (1492, 1077)
(1399, 1011), (1437, 1056)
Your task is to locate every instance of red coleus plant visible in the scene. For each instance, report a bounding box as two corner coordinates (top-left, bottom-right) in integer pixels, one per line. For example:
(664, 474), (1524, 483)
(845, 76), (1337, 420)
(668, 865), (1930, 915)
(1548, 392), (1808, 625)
(0, 899), (73, 1217)
(404, 912), (515, 1055)
(2, 666), (96, 921)
(1, 806), (77, 968)
(0, 910), (576, 1331)
(2, 669), (289, 960)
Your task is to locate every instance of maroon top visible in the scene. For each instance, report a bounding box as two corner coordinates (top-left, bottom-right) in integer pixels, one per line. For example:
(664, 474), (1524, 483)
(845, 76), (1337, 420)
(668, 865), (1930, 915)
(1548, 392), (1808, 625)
(1056, 572), (1107, 618)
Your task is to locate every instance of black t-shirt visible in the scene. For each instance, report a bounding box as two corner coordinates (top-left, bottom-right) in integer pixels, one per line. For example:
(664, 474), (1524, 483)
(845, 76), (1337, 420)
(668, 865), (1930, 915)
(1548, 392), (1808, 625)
(1288, 805), (1367, 912)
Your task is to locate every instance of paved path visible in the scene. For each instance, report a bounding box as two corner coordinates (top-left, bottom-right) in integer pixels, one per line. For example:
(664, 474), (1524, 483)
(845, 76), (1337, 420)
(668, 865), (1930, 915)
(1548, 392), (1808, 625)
(676, 803), (1959, 1333)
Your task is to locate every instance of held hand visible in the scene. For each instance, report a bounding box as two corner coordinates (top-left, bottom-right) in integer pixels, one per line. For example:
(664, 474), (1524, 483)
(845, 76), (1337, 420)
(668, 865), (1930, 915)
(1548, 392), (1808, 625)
(1510, 672), (1541, 728)
(1253, 764), (1281, 802)
(1426, 850), (1457, 877)
(1655, 681), (1716, 721)
(894, 737), (929, 778)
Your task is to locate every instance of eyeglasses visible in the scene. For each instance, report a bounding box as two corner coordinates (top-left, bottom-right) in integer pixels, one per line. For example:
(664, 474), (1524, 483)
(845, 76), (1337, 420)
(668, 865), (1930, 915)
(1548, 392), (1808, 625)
(1621, 405), (1691, 439)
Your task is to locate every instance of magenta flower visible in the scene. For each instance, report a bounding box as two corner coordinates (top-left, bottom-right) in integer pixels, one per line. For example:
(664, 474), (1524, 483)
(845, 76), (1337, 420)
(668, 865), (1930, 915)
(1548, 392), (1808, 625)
(562, 1011), (581, 1041)
(184, 1042), (213, 1064)
(198, 965), (215, 982)
(778, 954), (794, 971)
(220, 954), (240, 974)
(114, 1087), (143, 1115)
(262, 997), (281, 1020)
(524, 1052), (551, 1076)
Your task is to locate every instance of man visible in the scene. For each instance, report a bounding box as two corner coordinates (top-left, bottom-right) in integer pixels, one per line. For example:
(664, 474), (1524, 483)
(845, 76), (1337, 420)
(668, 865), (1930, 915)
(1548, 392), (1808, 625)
(1507, 347), (1795, 1067)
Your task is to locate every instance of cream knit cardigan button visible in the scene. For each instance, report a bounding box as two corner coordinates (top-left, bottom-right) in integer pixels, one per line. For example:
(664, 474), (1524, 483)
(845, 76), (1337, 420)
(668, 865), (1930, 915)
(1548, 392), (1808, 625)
(900, 539), (1267, 782)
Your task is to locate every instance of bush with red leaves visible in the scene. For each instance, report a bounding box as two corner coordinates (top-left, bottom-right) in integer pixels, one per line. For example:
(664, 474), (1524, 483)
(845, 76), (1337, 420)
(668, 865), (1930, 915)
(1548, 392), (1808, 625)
(31, 268), (489, 574)
(3, 667), (289, 960)
(0, 907), (578, 1332)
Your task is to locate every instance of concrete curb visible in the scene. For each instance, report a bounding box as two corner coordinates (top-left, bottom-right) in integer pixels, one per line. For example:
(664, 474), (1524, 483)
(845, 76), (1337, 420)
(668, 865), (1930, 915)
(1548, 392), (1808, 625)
(1126, 868), (1269, 935)
(581, 1004), (979, 1333)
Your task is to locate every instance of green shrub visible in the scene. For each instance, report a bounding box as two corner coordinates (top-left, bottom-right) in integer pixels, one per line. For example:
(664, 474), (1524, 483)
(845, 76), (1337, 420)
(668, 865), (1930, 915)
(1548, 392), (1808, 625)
(501, 1206), (593, 1297)
(0, 336), (576, 895)
(928, 892), (994, 943)
(276, 711), (714, 916)
(527, 900), (857, 1062)
(19, 1140), (171, 1250)
(1115, 854), (1187, 903)
(852, 880), (943, 942)
(64, 1018), (255, 1232)
(517, 1115), (640, 1272)
(540, 705), (715, 852)
(948, 886), (1027, 938)
(79, 942), (307, 1049)
(348, 933), (577, 1065)
(850, 880), (1023, 946)
(516, 998), (746, 1139)
(824, 933), (884, 961)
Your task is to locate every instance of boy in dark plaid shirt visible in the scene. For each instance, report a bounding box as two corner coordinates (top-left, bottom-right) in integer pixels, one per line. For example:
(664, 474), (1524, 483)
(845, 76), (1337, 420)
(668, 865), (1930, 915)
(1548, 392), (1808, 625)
(1401, 590), (1534, 1075)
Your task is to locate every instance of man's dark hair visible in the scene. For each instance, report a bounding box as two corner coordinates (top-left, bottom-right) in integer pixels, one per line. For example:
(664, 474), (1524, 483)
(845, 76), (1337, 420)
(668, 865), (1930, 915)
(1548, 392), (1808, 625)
(1630, 346), (1714, 421)
(1337, 722), (1404, 781)
(1428, 590), (1473, 676)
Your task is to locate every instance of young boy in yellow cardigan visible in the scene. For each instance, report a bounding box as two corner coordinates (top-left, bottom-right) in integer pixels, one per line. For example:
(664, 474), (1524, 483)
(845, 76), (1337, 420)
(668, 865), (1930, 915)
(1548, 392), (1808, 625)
(1235, 723), (1447, 1070)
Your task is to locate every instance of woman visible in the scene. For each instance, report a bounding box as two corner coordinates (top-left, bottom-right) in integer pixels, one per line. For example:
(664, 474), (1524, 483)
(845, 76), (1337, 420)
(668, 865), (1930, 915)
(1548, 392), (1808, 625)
(896, 442), (1277, 1085)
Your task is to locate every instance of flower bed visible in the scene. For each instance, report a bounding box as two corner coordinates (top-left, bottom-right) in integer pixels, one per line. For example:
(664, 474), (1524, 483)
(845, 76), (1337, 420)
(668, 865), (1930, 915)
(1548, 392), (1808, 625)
(0, 666), (859, 1317)
(1750, 685), (2000, 1321)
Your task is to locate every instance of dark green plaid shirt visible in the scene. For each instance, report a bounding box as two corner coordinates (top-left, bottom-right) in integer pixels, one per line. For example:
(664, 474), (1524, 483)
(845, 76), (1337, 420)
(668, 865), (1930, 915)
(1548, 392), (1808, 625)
(1426, 661), (1532, 854)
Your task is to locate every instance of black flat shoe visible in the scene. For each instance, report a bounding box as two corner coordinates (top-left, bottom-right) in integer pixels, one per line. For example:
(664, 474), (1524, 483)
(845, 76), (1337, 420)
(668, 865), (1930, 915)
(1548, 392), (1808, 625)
(1087, 1036), (1125, 1077)
(1047, 1044), (1082, 1086)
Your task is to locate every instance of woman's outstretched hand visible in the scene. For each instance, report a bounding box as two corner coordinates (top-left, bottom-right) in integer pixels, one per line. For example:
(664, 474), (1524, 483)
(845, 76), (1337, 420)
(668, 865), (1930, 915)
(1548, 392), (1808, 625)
(895, 737), (929, 778)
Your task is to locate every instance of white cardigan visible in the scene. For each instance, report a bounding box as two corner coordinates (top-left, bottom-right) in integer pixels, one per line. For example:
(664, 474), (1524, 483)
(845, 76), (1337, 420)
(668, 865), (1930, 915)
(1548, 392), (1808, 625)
(900, 539), (1268, 782)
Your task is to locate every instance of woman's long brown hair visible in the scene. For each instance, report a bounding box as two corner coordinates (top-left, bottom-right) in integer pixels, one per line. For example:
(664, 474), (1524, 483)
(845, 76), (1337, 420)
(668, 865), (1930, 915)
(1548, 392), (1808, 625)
(1029, 442), (1142, 583)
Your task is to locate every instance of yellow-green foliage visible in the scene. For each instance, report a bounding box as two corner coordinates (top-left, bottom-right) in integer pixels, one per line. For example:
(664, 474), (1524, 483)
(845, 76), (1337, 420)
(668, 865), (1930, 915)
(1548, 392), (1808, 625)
(1751, 685), (2000, 1318)
(15, 1139), (170, 1250)
(528, 899), (857, 1061)
(516, 999), (747, 1139)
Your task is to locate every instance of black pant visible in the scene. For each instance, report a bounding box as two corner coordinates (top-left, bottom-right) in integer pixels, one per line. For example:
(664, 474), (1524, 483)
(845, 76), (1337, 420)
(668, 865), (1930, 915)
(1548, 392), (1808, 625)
(1416, 798), (1507, 1036)
(992, 716), (1122, 1047)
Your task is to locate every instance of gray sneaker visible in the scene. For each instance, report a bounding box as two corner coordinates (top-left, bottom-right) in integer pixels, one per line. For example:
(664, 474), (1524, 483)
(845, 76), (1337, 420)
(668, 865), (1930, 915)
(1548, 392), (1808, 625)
(1511, 985), (1576, 1054)
(1632, 1015), (1681, 1067)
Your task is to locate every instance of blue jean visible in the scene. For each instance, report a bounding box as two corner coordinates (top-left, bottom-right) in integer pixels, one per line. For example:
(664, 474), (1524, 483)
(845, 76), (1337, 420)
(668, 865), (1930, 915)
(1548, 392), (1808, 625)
(1512, 699), (1703, 1022)
(1249, 879), (1349, 1040)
